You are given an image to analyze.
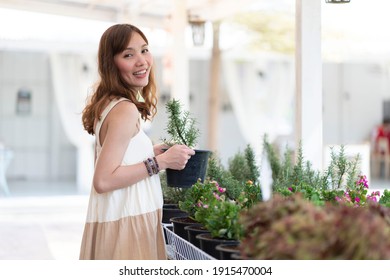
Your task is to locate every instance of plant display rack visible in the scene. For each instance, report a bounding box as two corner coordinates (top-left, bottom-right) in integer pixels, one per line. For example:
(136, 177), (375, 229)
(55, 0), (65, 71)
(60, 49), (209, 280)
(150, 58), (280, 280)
(163, 223), (215, 260)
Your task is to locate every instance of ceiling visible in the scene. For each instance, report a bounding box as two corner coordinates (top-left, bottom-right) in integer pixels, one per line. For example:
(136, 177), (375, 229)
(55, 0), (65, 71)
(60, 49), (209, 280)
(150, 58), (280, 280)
(0, 0), (296, 53)
(0, 0), (271, 28)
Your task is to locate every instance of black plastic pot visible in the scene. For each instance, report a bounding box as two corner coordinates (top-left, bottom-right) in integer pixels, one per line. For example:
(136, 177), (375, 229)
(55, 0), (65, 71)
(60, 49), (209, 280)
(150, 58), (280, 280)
(166, 149), (211, 188)
(216, 243), (241, 260)
(170, 216), (199, 241)
(162, 204), (188, 224)
(196, 233), (239, 259)
(184, 224), (210, 248)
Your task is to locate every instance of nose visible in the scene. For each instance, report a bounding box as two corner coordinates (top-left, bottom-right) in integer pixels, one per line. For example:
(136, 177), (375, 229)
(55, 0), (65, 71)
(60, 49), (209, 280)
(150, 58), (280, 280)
(135, 54), (146, 67)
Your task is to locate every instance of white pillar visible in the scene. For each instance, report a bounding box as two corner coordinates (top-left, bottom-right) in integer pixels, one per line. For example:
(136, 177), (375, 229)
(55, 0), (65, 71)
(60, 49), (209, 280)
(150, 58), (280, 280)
(171, 0), (190, 110)
(295, 0), (323, 170)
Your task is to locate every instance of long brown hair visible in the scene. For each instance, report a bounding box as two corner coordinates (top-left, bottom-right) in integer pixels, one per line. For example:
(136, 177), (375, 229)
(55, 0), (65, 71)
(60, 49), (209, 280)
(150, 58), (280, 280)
(82, 24), (157, 135)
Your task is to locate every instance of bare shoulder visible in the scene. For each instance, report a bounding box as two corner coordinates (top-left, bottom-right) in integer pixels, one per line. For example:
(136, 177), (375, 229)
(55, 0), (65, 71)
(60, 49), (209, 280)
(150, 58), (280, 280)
(108, 100), (139, 122)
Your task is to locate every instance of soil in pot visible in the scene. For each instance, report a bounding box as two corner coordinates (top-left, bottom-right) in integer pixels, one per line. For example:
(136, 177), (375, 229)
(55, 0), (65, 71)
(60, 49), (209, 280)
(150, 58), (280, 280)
(170, 216), (199, 241)
(196, 232), (240, 259)
(166, 149), (211, 188)
(184, 224), (210, 249)
(162, 204), (187, 224)
(215, 243), (241, 260)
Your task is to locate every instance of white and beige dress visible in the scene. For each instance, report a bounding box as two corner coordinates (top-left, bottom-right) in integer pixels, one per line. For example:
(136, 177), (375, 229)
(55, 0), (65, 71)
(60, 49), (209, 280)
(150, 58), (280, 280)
(79, 98), (166, 260)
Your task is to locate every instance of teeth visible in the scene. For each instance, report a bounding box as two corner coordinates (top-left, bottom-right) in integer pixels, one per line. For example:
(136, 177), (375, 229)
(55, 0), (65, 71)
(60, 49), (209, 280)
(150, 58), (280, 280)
(134, 69), (147, 75)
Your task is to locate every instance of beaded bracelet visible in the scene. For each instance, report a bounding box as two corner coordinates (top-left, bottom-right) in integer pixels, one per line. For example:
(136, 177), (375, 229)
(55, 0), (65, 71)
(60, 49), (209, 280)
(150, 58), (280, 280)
(144, 157), (160, 176)
(147, 158), (157, 174)
(143, 159), (153, 176)
(153, 157), (160, 172)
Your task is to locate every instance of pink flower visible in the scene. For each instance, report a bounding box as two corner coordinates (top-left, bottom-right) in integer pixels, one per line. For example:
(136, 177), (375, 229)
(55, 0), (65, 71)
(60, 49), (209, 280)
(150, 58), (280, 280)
(203, 204), (209, 209)
(288, 187), (293, 192)
(356, 175), (369, 188)
(355, 197), (360, 203)
(213, 193), (221, 200)
(217, 186), (226, 193)
(211, 180), (220, 188)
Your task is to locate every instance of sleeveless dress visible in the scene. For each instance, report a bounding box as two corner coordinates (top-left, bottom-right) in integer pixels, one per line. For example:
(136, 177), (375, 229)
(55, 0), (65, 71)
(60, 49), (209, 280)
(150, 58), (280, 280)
(79, 98), (166, 260)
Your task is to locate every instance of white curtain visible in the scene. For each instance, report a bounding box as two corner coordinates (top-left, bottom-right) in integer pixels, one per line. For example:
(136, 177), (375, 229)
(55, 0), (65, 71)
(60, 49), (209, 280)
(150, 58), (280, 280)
(221, 53), (295, 200)
(49, 53), (96, 194)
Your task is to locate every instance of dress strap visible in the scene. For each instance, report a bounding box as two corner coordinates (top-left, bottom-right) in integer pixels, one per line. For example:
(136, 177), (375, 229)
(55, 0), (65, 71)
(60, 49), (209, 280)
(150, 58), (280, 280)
(95, 97), (129, 147)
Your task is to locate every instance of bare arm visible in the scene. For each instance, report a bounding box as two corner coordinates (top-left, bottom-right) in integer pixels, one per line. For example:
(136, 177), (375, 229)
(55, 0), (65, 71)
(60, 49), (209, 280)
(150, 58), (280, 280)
(93, 101), (194, 194)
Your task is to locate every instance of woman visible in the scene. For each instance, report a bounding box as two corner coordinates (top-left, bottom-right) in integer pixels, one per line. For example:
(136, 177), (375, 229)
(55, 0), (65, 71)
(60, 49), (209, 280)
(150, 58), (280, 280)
(79, 24), (194, 260)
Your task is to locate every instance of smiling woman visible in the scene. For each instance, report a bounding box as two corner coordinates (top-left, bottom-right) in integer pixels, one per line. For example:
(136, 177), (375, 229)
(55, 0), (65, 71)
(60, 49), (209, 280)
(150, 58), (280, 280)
(79, 23), (195, 260)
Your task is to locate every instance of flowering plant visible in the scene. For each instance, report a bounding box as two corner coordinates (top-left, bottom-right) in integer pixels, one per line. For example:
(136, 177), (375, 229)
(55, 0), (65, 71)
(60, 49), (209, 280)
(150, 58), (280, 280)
(335, 175), (380, 206)
(179, 180), (224, 219)
(203, 197), (243, 240)
(193, 180), (227, 225)
(236, 180), (262, 209)
(179, 178), (262, 240)
(263, 135), (385, 207)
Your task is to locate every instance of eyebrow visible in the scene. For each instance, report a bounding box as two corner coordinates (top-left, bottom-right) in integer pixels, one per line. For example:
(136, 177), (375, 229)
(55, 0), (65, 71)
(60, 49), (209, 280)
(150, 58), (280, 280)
(123, 44), (149, 51)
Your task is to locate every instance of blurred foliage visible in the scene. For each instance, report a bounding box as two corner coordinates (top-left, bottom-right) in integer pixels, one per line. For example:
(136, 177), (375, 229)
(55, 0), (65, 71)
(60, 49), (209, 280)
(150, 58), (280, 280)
(230, 11), (295, 54)
(239, 193), (390, 260)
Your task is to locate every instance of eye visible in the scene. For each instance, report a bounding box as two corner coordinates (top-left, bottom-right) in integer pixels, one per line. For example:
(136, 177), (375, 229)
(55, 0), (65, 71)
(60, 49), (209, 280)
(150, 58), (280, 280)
(124, 53), (133, 58)
(142, 48), (149, 54)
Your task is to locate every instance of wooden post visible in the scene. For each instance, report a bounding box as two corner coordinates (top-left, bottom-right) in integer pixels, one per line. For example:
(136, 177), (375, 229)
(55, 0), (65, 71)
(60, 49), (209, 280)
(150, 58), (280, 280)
(207, 21), (221, 152)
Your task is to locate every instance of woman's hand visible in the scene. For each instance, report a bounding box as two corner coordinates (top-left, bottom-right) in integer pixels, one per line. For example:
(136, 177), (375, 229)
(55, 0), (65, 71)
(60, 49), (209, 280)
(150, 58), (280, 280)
(156, 144), (195, 170)
(153, 143), (170, 156)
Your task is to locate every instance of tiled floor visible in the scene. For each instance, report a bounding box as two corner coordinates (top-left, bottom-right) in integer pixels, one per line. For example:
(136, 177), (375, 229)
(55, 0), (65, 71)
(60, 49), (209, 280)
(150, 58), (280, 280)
(0, 177), (389, 260)
(0, 180), (88, 260)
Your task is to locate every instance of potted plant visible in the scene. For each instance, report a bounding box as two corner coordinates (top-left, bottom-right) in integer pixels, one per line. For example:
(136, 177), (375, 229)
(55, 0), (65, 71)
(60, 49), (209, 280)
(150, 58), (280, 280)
(206, 144), (262, 201)
(177, 145), (262, 258)
(235, 136), (390, 259)
(195, 179), (262, 259)
(172, 179), (218, 243)
(163, 99), (211, 188)
(262, 135), (363, 205)
(238, 192), (390, 259)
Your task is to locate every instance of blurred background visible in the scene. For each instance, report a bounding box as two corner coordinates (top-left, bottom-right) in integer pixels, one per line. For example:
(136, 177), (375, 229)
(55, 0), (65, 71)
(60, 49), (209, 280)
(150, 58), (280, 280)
(1, 0), (390, 259)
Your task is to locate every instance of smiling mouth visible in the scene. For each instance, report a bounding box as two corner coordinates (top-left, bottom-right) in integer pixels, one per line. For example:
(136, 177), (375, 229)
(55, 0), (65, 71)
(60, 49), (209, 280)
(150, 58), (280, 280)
(134, 69), (147, 75)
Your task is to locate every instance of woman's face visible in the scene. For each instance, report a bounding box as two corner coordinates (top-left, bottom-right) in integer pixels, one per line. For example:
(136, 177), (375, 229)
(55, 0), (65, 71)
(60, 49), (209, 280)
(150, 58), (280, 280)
(114, 32), (153, 89)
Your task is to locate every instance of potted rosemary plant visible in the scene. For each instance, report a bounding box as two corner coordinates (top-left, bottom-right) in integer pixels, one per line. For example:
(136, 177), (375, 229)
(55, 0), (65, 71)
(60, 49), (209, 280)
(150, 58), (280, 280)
(163, 99), (211, 188)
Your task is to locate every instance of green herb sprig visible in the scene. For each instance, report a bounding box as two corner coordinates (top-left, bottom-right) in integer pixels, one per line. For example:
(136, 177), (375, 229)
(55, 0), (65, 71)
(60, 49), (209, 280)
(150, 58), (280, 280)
(164, 99), (200, 148)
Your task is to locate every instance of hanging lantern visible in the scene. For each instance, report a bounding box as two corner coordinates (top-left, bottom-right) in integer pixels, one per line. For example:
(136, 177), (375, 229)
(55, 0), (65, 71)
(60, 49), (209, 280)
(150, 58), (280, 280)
(325, 0), (351, 3)
(188, 16), (206, 46)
